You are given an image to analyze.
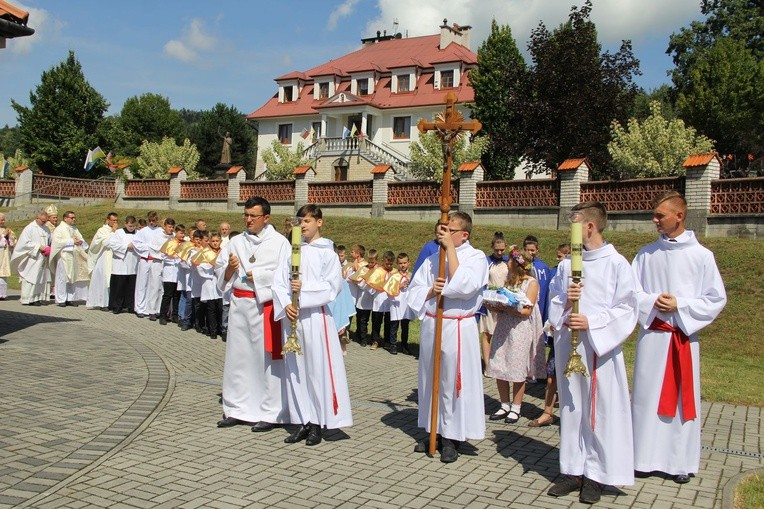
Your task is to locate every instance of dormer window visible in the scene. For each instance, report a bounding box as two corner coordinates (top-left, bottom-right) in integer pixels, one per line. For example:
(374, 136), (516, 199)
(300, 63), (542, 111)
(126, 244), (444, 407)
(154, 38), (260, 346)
(319, 82), (330, 99)
(358, 79), (369, 96)
(441, 70), (454, 88)
(284, 87), (294, 102)
(397, 75), (410, 93)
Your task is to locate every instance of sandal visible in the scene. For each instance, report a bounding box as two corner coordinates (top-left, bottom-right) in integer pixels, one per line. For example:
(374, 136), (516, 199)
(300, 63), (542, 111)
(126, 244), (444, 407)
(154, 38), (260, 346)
(528, 412), (554, 427)
(489, 408), (509, 421)
(504, 410), (520, 424)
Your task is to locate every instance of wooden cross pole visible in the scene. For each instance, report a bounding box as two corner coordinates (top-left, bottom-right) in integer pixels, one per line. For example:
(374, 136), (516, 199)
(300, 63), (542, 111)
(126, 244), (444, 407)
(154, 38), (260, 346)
(416, 92), (481, 456)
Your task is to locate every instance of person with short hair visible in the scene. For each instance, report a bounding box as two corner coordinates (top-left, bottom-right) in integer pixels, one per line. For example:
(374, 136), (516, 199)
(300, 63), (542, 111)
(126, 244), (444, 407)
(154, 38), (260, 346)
(273, 204), (353, 446)
(50, 210), (89, 306)
(388, 252), (414, 355)
(10, 209), (51, 305)
(215, 197), (291, 431)
(86, 212), (118, 310)
(132, 212), (159, 317)
(219, 222), (231, 247)
(108, 216), (139, 313)
(546, 201), (638, 504)
(631, 191), (726, 484)
(407, 211), (489, 463)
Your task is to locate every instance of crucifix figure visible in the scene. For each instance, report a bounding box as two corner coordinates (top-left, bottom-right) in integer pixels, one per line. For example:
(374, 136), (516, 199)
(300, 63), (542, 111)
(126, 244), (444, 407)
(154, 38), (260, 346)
(416, 92), (482, 456)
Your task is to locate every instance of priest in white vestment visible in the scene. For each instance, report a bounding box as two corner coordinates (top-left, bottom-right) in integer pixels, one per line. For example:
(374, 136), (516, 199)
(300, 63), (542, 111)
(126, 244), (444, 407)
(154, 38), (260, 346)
(547, 201), (638, 505)
(273, 204), (353, 446)
(132, 212), (159, 317)
(0, 213), (15, 300)
(631, 191), (726, 484)
(86, 212), (118, 309)
(215, 197), (291, 430)
(50, 211), (89, 306)
(219, 222), (231, 248)
(10, 210), (51, 305)
(407, 211), (488, 463)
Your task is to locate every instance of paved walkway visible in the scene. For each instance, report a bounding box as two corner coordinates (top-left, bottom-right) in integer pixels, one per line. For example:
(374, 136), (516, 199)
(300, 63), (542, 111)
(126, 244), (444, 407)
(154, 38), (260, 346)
(0, 293), (761, 509)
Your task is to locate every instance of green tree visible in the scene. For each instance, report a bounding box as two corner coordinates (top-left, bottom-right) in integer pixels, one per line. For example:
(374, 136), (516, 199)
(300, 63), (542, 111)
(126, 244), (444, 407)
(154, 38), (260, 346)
(186, 103), (257, 177)
(675, 37), (764, 158)
(608, 101), (714, 178)
(667, 0), (764, 93)
(0, 125), (21, 158)
(259, 139), (307, 180)
(631, 85), (676, 122)
(11, 51), (108, 177)
(134, 137), (200, 179)
(467, 20), (527, 180)
(408, 132), (489, 182)
(106, 93), (184, 157)
(523, 1), (640, 179)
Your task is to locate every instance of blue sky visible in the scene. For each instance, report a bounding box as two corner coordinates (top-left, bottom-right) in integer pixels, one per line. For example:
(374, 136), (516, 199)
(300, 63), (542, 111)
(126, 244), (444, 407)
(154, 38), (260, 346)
(0, 0), (704, 128)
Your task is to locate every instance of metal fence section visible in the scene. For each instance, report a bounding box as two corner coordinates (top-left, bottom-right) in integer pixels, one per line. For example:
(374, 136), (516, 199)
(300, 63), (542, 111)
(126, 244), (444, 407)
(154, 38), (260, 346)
(180, 180), (227, 200)
(710, 178), (764, 214)
(239, 181), (295, 202)
(124, 179), (170, 197)
(388, 181), (459, 205)
(309, 180), (373, 204)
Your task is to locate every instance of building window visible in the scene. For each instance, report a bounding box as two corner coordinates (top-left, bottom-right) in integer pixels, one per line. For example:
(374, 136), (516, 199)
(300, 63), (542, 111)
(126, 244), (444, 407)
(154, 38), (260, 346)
(278, 124), (292, 144)
(311, 121), (321, 142)
(396, 74), (410, 93)
(358, 79), (369, 96)
(319, 82), (330, 99)
(441, 70), (454, 89)
(283, 86), (294, 102)
(393, 117), (411, 139)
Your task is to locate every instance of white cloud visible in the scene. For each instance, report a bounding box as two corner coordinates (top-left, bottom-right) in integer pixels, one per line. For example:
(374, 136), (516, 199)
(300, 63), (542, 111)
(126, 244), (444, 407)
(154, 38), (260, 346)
(8, 2), (62, 55)
(366, 0), (700, 50)
(164, 18), (218, 63)
(327, 0), (361, 31)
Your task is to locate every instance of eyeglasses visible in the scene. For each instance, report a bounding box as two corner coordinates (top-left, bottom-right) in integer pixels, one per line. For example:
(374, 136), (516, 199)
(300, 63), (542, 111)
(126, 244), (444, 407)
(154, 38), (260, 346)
(242, 213), (266, 219)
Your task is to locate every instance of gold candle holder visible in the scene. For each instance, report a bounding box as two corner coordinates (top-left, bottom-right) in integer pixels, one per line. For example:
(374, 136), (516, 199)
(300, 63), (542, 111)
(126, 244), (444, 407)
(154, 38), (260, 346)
(282, 225), (303, 355)
(564, 210), (588, 378)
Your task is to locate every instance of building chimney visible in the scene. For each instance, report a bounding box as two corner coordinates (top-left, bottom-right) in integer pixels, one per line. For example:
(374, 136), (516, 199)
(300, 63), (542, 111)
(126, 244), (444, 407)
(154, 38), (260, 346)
(439, 19), (471, 50)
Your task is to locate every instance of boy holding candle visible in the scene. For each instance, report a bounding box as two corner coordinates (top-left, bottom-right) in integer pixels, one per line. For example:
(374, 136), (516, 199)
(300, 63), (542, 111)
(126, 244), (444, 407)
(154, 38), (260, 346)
(546, 201), (638, 504)
(273, 204), (353, 446)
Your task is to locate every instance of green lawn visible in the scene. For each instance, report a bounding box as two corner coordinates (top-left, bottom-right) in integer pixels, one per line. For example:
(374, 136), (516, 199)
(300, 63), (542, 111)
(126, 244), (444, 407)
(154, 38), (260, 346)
(5, 203), (763, 406)
(735, 472), (764, 509)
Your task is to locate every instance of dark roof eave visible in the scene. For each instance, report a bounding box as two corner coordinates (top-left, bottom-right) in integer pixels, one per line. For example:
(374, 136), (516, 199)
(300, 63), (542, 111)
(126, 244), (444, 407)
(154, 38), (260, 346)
(0, 17), (34, 38)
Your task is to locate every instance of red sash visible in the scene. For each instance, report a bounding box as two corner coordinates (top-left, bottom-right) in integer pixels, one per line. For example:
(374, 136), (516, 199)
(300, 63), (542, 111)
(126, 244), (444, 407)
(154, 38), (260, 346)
(649, 318), (696, 420)
(321, 306), (339, 415)
(232, 288), (283, 360)
(426, 312), (475, 398)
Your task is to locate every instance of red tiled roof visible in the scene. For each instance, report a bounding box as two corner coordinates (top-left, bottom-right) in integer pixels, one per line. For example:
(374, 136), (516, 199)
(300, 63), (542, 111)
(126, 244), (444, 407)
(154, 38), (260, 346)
(0, 0), (29, 23)
(293, 165), (314, 175)
(226, 165), (244, 175)
(14, 165), (29, 172)
(682, 153), (721, 168)
(168, 166), (184, 174)
(371, 164), (392, 174)
(558, 158), (590, 171)
(248, 34), (476, 120)
(458, 161), (482, 172)
(275, 71), (308, 81)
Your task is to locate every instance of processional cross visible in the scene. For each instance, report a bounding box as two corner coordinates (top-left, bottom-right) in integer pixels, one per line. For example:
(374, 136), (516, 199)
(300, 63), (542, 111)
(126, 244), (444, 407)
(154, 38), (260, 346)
(417, 92), (481, 456)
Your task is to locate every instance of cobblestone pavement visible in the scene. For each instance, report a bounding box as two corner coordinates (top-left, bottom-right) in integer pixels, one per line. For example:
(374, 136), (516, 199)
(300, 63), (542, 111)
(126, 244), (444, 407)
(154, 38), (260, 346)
(0, 293), (761, 508)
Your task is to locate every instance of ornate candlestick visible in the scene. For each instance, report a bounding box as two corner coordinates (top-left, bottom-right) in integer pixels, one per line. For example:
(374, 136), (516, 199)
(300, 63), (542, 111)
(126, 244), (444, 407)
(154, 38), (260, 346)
(564, 210), (589, 377)
(282, 225), (303, 354)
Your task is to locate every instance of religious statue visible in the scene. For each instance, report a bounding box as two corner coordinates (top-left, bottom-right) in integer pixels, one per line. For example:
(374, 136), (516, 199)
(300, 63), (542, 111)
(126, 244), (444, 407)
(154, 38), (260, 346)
(220, 131), (232, 165)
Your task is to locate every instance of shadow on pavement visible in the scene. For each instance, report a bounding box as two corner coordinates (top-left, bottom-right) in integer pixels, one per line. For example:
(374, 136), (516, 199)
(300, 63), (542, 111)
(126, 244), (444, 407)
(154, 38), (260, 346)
(0, 308), (80, 339)
(492, 429), (559, 482)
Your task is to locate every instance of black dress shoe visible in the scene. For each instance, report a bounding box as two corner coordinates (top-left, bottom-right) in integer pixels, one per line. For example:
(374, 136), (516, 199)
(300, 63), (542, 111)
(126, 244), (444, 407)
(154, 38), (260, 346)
(216, 416), (243, 428)
(440, 438), (459, 463)
(305, 424), (322, 446)
(579, 477), (603, 504)
(414, 436), (441, 453)
(674, 474), (691, 484)
(401, 345), (411, 355)
(489, 408), (510, 421)
(251, 421), (275, 432)
(284, 424), (310, 443)
(148, 314), (158, 321)
(159, 318), (167, 325)
(57, 303), (67, 307)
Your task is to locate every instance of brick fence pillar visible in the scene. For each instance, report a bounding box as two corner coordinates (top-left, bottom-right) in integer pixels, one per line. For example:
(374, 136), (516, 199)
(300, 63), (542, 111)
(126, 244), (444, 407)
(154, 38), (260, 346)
(293, 165), (315, 212)
(14, 166), (33, 205)
(114, 168), (133, 207)
(458, 162), (484, 218)
(226, 166), (245, 210)
(557, 158), (591, 228)
(168, 166), (187, 210)
(371, 164), (394, 218)
(682, 153), (721, 237)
